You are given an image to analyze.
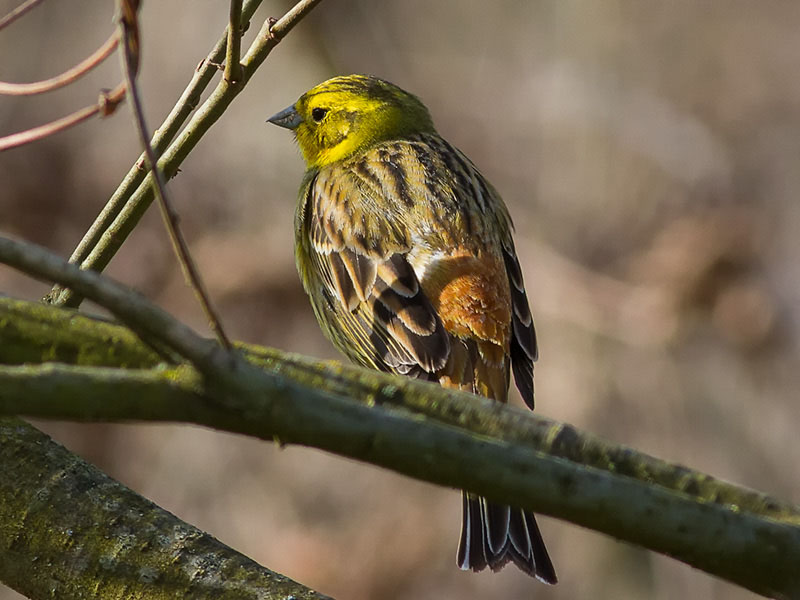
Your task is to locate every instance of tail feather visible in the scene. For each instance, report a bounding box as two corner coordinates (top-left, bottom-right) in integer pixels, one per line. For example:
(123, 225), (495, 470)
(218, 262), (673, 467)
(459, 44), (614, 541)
(526, 511), (557, 582)
(458, 493), (487, 572)
(458, 493), (557, 584)
(485, 501), (510, 558)
(508, 505), (533, 569)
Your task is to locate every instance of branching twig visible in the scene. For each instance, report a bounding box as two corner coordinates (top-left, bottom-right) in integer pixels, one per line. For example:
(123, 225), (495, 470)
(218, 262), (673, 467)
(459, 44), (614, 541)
(224, 0), (244, 84)
(0, 84), (126, 152)
(116, 0), (232, 349)
(0, 4), (126, 153)
(0, 0), (47, 31)
(45, 0), (325, 308)
(0, 33), (118, 96)
(45, 0), (264, 308)
(259, 0), (324, 46)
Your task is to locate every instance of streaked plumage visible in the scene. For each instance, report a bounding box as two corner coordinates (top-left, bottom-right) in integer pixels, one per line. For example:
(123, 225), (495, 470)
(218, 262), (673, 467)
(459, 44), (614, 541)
(269, 74), (556, 584)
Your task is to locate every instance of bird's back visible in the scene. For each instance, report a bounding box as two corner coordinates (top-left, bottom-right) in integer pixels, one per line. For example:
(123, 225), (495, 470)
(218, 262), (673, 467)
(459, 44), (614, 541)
(295, 133), (523, 406)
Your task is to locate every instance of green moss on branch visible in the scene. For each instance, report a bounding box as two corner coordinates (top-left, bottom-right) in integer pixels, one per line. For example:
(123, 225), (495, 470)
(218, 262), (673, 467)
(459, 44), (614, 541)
(2, 296), (800, 598)
(0, 417), (332, 600)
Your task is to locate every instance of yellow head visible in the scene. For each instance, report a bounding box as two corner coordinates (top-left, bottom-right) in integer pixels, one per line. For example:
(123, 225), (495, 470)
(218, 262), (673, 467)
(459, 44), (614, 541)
(268, 75), (436, 169)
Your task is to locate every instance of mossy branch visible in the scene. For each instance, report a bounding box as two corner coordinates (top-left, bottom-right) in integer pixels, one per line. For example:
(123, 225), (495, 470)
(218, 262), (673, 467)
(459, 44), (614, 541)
(0, 416), (332, 600)
(1, 294), (799, 599)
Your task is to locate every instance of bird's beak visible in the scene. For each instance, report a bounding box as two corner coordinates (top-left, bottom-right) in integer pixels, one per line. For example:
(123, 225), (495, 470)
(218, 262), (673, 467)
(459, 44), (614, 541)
(267, 105), (302, 130)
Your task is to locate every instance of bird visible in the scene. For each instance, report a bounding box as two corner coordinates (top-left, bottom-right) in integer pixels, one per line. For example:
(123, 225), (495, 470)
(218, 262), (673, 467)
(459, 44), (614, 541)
(267, 74), (556, 584)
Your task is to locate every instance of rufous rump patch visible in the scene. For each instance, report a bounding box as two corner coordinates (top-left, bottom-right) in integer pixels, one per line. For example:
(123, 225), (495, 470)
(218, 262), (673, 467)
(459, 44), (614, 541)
(420, 250), (511, 348)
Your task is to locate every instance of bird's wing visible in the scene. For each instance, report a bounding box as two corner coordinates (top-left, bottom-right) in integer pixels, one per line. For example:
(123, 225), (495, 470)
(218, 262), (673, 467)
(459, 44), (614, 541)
(501, 236), (538, 409)
(298, 163), (451, 379)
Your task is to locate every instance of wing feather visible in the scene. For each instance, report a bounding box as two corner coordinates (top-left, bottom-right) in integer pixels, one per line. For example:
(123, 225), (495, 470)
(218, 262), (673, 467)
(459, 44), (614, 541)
(300, 166), (450, 377)
(502, 242), (538, 409)
(338, 248), (377, 302)
(328, 252), (359, 311)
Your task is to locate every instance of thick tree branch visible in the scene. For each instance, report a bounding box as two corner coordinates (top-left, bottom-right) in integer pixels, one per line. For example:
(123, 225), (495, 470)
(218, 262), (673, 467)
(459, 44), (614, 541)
(1, 296), (799, 599)
(0, 235), (224, 373)
(0, 416), (332, 600)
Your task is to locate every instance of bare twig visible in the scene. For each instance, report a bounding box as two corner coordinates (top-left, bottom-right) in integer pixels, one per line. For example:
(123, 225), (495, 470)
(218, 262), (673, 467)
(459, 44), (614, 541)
(260, 0), (324, 45)
(45, 0), (265, 308)
(116, 0), (231, 349)
(224, 0), (244, 84)
(0, 33), (118, 96)
(0, 84), (125, 152)
(0, 0), (47, 31)
(48, 0), (326, 308)
(0, 4), (126, 154)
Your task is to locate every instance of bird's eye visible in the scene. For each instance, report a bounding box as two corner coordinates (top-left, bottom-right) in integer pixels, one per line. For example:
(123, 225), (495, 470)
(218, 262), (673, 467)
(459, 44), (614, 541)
(311, 107), (328, 122)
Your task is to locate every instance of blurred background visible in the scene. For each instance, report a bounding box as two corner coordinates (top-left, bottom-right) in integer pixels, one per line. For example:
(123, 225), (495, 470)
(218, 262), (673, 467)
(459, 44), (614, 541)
(2, 1), (799, 598)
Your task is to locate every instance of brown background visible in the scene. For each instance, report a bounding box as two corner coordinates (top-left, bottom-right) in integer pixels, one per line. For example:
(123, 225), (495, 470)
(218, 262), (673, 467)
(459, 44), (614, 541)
(2, 1), (799, 598)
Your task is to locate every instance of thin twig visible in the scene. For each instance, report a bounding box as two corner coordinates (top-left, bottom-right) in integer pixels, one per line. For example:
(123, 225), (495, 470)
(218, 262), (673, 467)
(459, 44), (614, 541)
(0, 0), (47, 31)
(0, 33), (118, 96)
(45, 0), (265, 308)
(0, 84), (125, 153)
(46, 0), (324, 308)
(224, 0), (243, 84)
(260, 0), (324, 45)
(116, 0), (232, 349)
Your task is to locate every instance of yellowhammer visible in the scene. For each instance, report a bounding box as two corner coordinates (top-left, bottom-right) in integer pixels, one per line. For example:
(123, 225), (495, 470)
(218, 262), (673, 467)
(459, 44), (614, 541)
(268, 74), (556, 584)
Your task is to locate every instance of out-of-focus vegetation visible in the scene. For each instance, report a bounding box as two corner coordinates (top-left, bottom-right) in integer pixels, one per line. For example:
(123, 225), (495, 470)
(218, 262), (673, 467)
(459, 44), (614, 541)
(1, 1), (798, 599)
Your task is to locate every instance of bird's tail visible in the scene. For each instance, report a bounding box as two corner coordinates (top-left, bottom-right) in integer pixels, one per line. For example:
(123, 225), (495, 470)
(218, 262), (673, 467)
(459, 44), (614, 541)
(457, 492), (557, 584)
